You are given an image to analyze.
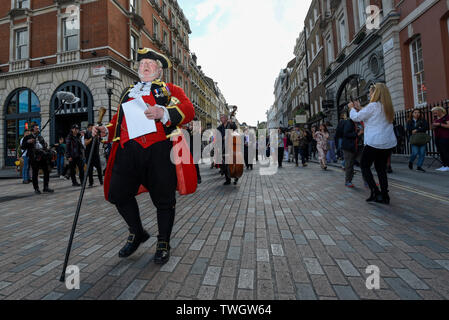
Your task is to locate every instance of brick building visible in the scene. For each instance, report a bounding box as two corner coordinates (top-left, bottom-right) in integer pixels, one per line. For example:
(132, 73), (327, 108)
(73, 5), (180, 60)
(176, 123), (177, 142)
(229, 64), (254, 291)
(380, 0), (449, 110)
(0, 0), (192, 167)
(305, 0), (326, 120)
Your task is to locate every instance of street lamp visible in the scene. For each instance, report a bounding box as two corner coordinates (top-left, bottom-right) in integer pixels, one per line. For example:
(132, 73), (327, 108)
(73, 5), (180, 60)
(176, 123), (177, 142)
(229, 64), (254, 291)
(103, 69), (121, 122)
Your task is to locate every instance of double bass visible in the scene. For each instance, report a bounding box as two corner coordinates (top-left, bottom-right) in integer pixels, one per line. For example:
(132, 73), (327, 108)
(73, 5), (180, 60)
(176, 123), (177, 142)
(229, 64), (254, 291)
(226, 106), (244, 179)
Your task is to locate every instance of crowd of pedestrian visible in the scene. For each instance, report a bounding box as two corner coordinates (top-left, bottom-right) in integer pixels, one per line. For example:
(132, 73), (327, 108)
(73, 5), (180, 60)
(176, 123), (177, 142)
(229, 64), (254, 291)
(17, 122), (105, 195)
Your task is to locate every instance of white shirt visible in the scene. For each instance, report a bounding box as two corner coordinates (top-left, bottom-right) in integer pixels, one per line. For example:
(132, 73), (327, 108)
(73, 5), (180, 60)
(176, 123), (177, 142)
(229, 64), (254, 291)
(350, 102), (397, 150)
(128, 82), (171, 125)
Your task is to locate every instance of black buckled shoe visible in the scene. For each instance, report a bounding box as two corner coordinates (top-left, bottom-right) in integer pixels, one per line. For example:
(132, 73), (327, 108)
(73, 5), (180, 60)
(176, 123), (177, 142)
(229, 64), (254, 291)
(118, 230), (150, 258)
(154, 241), (171, 265)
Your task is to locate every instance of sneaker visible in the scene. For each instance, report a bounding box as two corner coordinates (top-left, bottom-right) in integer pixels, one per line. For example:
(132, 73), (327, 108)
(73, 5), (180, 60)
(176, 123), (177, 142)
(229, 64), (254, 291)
(345, 182), (355, 188)
(416, 167), (426, 173)
(436, 166), (446, 171)
(59, 175), (65, 180)
(443, 167), (449, 172)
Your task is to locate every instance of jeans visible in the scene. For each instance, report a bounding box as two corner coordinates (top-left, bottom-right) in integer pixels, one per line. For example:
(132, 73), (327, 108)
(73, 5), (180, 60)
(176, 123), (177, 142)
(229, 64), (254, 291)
(409, 144), (426, 168)
(56, 154), (65, 176)
(326, 140), (337, 163)
(337, 138), (343, 159)
(22, 155), (30, 182)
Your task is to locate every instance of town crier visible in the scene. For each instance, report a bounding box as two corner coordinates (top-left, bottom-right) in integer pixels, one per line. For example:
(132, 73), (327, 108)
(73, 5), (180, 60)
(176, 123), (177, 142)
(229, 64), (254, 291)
(93, 48), (196, 265)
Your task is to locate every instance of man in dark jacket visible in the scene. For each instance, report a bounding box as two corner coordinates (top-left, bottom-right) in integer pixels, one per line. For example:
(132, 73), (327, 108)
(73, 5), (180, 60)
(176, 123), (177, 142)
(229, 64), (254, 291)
(85, 124), (103, 187)
(341, 118), (364, 188)
(66, 124), (85, 187)
(217, 114), (238, 185)
(21, 123), (54, 194)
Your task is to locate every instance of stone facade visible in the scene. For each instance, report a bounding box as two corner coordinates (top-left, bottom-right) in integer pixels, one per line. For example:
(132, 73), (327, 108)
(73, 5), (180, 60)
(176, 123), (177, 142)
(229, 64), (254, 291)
(0, 57), (138, 167)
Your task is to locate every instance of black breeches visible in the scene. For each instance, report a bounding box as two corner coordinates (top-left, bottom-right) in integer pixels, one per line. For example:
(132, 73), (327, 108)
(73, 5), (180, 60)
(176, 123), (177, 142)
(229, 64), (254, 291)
(109, 140), (177, 242)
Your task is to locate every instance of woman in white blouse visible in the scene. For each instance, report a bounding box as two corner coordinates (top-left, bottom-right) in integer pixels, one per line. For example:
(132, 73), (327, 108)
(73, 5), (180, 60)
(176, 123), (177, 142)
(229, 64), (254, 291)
(349, 83), (397, 205)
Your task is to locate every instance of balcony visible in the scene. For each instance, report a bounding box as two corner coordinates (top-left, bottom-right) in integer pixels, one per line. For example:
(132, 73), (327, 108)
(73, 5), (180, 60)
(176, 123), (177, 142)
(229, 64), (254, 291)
(54, 0), (77, 4)
(57, 50), (80, 64)
(9, 59), (29, 72)
(130, 13), (145, 29)
(8, 8), (29, 18)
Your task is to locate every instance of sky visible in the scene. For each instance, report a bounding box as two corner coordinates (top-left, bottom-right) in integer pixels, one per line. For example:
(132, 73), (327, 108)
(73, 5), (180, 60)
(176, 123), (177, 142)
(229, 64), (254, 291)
(178, 0), (312, 127)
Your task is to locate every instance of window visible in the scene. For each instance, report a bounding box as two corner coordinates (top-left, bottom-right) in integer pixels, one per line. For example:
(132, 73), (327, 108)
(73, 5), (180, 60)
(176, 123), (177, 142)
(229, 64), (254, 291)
(316, 34), (320, 51)
(326, 34), (333, 64)
(153, 18), (159, 39)
(63, 18), (78, 51)
(129, 0), (136, 13)
(15, 29), (28, 60)
(5, 88), (41, 166)
(311, 43), (314, 58)
(410, 36), (426, 106)
(318, 66), (322, 82)
(313, 72), (316, 88)
(314, 7), (318, 22)
(339, 15), (346, 50)
(358, 0), (367, 28)
(16, 0), (29, 9)
(163, 30), (168, 46)
(130, 34), (137, 60)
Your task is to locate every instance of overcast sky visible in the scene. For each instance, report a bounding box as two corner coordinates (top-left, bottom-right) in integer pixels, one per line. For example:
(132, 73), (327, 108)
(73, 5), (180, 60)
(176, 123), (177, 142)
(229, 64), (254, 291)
(178, 0), (312, 127)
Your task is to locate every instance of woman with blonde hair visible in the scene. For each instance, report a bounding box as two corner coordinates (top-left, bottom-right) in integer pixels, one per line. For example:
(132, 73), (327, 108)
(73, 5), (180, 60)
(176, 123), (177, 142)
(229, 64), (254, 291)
(349, 83), (397, 204)
(431, 106), (449, 171)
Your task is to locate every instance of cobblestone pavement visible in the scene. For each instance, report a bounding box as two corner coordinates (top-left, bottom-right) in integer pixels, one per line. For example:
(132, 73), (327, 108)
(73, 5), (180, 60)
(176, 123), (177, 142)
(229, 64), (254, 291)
(1, 162), (449, 300)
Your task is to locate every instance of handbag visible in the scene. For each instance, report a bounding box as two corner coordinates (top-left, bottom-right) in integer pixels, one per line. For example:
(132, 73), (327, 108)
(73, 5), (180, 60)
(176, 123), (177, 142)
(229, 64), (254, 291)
(410, 133), (431, 146)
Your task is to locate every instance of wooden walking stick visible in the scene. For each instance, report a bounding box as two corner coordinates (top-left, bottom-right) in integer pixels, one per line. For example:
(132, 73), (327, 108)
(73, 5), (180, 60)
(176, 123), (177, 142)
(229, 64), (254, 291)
(60, 107), (107, 282)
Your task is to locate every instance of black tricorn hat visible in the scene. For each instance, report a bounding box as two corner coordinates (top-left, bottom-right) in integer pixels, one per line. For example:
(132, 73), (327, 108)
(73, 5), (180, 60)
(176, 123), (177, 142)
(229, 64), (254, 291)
(137, 48), (172, 69)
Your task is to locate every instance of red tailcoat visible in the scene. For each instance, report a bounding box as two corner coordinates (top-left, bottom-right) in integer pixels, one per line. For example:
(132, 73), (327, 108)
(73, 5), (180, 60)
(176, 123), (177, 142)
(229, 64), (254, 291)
(103, 82), (197, 201)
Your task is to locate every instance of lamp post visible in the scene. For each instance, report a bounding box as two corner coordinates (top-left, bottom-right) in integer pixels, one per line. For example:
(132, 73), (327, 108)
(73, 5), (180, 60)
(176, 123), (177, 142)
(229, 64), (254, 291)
(103, 68), (121, 122)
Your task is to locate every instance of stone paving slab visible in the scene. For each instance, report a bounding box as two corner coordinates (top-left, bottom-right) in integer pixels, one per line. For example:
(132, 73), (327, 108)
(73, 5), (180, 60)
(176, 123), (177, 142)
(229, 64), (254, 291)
(1, 162), (449, 300)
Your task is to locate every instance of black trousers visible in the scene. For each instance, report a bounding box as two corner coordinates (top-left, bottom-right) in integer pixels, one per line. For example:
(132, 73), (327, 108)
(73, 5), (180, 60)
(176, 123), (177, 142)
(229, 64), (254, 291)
(360, 145), (391, 194)
(244, 145), (253, 169)
(88, 154), (103, 186)
(294, 146), (307, 165)
(31, 159), (49, 191)
(109, 140), (177, 242)
(436, 138), (449, 167)
(69, 157), (84, 184)
(195, 164), (201, 180)
(278, 147), (284, 167)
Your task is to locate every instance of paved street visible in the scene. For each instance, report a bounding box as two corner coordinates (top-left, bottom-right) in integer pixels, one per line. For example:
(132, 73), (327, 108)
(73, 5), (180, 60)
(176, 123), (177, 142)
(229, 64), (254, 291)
(1, 161), (449, 300)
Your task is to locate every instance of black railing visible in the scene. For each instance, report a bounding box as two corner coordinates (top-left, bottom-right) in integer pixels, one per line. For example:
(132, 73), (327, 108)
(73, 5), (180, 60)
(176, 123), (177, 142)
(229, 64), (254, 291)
(394, 100), (449, 156)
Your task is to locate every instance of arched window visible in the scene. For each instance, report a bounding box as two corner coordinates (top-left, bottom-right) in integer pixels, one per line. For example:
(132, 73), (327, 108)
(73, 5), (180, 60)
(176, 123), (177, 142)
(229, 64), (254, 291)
(4, 88), (41, 166)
